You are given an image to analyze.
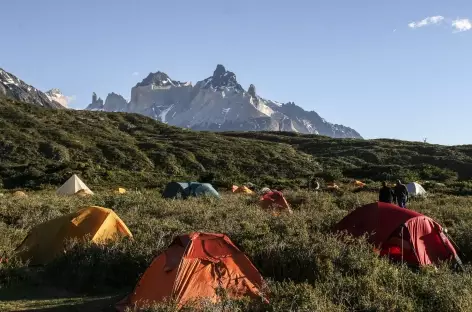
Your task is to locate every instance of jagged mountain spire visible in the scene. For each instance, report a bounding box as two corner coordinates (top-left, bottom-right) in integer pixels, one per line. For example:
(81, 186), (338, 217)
(201, 64), (244, 92)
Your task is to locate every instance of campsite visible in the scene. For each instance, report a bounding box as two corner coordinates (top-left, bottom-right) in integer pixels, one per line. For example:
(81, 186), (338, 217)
(3, 100), (472, 311)
(2, 100), (472, 311)
(2, 176), (472, 311)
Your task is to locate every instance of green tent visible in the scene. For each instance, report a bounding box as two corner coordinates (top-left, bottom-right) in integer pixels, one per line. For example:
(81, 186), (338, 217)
(162, 182), (220, 199)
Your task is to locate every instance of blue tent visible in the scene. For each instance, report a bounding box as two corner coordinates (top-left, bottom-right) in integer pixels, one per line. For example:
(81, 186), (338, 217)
(162, 182), (220, 199)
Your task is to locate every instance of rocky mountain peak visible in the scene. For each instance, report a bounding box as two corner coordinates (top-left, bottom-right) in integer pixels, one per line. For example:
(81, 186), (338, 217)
(0, 67), (63, 109)
(84, 64), (362, 139)
(86, 92), (104, 110)
(213, 64), (227, 78)
(202, 64), (244, 92)
(248, 84), (257, 98)
(46, 88), (62, 96)
(45, 88), (68, 107)
(136, 71), (187, 88)
(104, 92), (128, 112)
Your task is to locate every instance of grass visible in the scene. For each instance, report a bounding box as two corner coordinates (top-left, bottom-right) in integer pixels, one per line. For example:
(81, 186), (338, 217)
(3, 98), (472, 310)
(3, 98), (472, 194)
(0, 98), (318, 190)
(2, 189), (472, 311)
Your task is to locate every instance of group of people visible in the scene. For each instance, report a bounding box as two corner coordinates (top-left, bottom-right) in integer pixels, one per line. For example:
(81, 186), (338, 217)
(379, 180), (409, 208)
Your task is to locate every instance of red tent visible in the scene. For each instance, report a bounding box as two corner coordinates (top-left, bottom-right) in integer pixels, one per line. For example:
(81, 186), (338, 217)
(259, 191), (292, 214)
(334, 202), (460, 266)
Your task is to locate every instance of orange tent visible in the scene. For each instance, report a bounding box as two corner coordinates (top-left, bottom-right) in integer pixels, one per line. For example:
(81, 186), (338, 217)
(259, 191), (292, 214)
(117, 232), (266, 310)
(232, 185), (254, 195)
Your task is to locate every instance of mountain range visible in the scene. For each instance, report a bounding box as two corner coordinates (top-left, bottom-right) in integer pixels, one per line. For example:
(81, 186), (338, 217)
(0, 68), (67, 109)
(86, 65), (362, 138)
(0, 66), (361, 138)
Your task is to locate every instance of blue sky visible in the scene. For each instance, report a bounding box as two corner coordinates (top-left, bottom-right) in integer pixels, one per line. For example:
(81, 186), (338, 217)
(1, 0), (471, 145)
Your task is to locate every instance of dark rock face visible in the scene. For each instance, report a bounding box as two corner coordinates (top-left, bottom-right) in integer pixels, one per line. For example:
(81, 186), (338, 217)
(201, 64), (245, 92)
(0, 68), (63, 109)
(136, 72), (186, 88)
(86, 92), (104, 110)
(103, 92), (127, 112)
(248, 84), (257, 98)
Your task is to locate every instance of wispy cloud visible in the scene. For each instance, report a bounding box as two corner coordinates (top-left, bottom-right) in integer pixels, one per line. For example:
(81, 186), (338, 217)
(408, 16), (471, 33)
(66, 95), (77, 103)
(408, 16), (444, 29)
(132, 72), (139, 77)
(452, 19), (472, 32)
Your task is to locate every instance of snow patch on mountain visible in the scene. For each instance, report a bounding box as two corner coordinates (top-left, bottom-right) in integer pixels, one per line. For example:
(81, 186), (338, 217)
(159, 104), (174, 123)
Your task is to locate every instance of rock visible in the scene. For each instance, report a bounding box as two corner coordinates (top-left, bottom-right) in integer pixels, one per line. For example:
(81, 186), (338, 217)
(0, 68), (64, 109)
(87, 65), (362, 139)
(45, 89), (69, 107)
(86, 92), (104, 110)
(248, 84), (257, 98)
(104, 92), (128, 112)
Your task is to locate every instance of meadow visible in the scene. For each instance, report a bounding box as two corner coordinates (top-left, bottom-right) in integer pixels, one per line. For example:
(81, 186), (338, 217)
(2, 188), (472, 311)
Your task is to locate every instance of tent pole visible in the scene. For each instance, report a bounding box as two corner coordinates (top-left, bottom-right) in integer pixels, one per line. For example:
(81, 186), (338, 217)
(401, 226), (404, 264)
(442, 231), (465, 271)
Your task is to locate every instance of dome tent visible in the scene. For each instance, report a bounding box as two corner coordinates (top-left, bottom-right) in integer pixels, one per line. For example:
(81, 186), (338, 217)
(407, 182), (427, 197)
(116, 232), (266, 310)
(15, 206), (132, 265)
(162, 182), (220, 199)
(334, 202), (461, 267)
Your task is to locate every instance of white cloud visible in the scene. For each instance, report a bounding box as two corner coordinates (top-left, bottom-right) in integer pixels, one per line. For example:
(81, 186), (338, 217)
(408, 16), (444, 29)
(132, 71), (139, 76)
(452, 19), (472, 32)
(66, 95), (77, 103)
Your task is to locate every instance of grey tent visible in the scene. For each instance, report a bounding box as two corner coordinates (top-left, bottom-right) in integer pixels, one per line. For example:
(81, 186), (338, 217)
(190, 183), (220, 198)
(162, 182), (220, 199)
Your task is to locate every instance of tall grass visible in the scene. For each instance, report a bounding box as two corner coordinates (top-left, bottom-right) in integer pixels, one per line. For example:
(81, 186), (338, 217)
(1, 190), (472, 311)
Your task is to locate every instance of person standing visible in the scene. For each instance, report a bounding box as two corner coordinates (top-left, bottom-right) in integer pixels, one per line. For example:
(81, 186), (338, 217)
(394, 180), (409, 208)
(379, 181), (394, 203)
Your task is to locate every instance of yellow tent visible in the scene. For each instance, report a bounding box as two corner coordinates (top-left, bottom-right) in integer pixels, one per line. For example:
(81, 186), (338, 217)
(327, 183), (339, 190)
(115, 188), (127, 194)
(354, 180), (366, 187)
(232, 185), (254, 195)
(12, 191), (27, 197)
(75, 189), (92, 197)
(15, 206), (132, 265)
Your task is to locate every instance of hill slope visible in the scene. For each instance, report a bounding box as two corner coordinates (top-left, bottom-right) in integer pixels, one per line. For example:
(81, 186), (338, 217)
(2, 98), (472, 190)
(0, 98), (319, 189)
(222, 132), (472, 183)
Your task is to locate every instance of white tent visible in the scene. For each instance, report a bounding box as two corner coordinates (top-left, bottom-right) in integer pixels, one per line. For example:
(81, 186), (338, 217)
(56, 174), (93, 195)
(406, 182), (426, 197)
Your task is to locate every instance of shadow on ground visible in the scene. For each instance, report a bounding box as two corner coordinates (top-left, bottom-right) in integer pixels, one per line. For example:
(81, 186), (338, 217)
(0, 285), (122, 312)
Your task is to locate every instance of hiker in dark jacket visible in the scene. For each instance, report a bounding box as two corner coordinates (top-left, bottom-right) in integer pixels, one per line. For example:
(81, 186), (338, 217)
(394, 180), (409, 208)
(379, 182), (394, 203)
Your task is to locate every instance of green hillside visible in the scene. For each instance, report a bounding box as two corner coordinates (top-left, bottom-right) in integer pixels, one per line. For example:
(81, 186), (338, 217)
(1, 97), (472, 191)
(0, 98), (318, 189)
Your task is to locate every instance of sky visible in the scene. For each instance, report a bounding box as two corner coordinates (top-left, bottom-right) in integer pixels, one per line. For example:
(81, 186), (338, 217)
(1, 0), (471, 145)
